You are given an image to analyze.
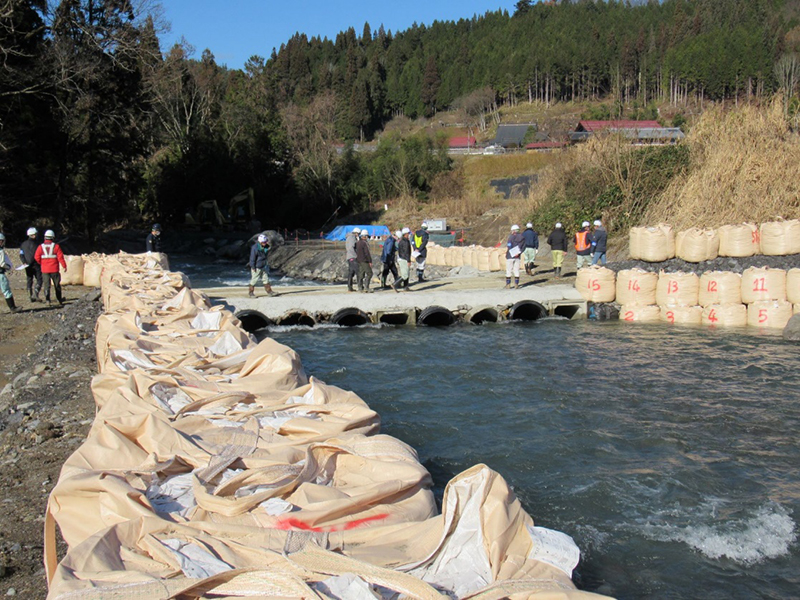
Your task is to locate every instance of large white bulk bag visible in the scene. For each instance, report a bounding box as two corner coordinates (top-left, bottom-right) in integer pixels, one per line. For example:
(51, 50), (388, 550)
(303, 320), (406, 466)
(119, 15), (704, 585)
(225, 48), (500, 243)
(747, 300), (793, 329)
(785, 269), (800, 304)
(741, 267), (787, 303)
(702, 304), (748, 327)
(616, 269), (658, 306)
(660, 305), (703, 326)
(620, 305), (660, 323)
(759, 220), (800, 256)
(656, 271), (699, 307)
(61, 255), (85, 286)
(718, 223), (759, 257)
(699, 271), (742, 306)
(676, 228), (719, 262)
(619, 304), (661, 323)
(576, 266), (616, 302)
(629, 225), (675, 262)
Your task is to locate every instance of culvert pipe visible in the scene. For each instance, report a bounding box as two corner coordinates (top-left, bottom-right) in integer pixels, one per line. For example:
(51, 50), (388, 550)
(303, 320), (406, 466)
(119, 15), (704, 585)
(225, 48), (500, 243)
(466, 306), (499, 325)
(235, 310), (273, 332)
(277, 311), (316, 327)
(508, 300), (547, 321)
(331, 308), (370, 327)
(418, 305), (456, 327)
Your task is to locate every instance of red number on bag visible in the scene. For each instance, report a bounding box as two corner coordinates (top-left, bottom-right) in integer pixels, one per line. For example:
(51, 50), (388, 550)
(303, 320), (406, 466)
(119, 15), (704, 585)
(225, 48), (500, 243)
(707, 309), (718, 323)
(753, 278), (767, 293)
(666, 311), (675, 324)
(668, 281), (679, 294)
(758, 309), (768, 324)
(628, 280), (641, 292)
(707, 281), (718, 292)
(624, 311), (634, 322)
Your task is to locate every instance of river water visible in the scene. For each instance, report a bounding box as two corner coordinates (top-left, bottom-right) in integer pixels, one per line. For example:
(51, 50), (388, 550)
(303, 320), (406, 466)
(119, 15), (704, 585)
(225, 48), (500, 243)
(264, 320), (799, 600)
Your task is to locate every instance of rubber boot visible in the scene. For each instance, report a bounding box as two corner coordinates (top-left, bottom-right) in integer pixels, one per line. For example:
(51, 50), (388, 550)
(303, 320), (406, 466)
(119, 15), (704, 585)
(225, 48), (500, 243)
(5, 297), (21, 313)
(504, 278), (511, 289)
(248, 285), (255, 297)
(264, 284), (277, 297)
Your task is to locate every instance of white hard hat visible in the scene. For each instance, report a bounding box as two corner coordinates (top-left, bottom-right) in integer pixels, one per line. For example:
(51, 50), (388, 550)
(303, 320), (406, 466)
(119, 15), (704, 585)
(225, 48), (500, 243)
(45, 229), (55, 239)
(526, 223), (533, 229)
(394, 230), (401, 238)
(593, 220), (602, 226)
(555, 223), (562, 229)
(27, 227), (37, 236)
(352, 227), (361, 234)
(421, 222), (428, 229)
(511, 224), (520, 231)
(257, 234), (267, 243)
(582, 221), (591, 228)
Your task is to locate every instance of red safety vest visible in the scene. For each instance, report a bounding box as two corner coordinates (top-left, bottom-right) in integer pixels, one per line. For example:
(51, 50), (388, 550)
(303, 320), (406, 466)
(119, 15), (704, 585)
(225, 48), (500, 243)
(575, 230), (591, 252)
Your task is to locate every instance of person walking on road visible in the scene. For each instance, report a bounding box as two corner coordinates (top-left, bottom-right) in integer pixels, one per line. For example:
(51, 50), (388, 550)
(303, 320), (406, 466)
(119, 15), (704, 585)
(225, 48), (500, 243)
(591, 220), (608, 266)
(522, 223), (538, 275)
(248, 234), (277, 297)
(547, 222), (567, 278)
(380, 231), (400, 289)
(394, 228), (412, 292)
(356, 230), (374, 293)
(574, 221), (593, 270)
(412, 222), (429, 283)
(505, 224), (526, 289)
(146, 223), (162, 253)
(34, 230), (66, 305)
(0, 233), (21, 313)
(345, 227), (360, 292)
(20, 227), (42, 302)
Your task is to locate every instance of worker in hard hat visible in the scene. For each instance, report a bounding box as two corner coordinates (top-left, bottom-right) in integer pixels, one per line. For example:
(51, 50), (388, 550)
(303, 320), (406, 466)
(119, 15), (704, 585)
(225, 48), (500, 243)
(522, 223), (539, 275)
(19, 227), (42, 302)
(505, 224), (526, 289)
(547, 222), (567, 278)
(248, 233), (277, 297)
(146, 223), (162, 253)
(412, 222), (429, 283)
(345, 227), (360, 292)
(34, 229), (66, 305)
(0, 233), (21, 313)
(393, 227), (412, 292)
(356, 230), (374, 293)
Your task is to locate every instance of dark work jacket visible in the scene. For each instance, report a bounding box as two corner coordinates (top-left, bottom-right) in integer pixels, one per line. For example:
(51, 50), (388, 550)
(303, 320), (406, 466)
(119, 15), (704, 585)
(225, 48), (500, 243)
(249, 242), (269, 269)
(592, 227), (608, 253)
(397, 237), (411, 261)
(547, 229), (568, 252)
(146, 233), (162, 253)
(356, 239), (372, 263)
(20, 238), (39, 265)
(381, 236), (397, 263)
(522, 228), (538, 249)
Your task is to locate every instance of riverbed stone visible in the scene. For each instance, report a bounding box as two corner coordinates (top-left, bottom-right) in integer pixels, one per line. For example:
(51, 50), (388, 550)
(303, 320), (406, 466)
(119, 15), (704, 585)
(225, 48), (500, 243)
(783, 314), (800, 341)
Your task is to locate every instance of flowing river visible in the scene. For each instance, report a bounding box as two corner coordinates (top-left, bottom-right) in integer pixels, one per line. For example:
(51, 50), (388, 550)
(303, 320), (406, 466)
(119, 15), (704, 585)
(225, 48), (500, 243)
(264, 320), (799, 600)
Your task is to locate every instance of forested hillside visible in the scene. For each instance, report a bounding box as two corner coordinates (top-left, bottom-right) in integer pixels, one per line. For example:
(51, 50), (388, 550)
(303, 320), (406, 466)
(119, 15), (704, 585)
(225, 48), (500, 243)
(1, 0), (799, 239)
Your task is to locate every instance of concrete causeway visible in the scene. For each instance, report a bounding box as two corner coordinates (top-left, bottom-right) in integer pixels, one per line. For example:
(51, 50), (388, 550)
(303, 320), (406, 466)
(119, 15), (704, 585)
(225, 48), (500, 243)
(201, 277), (587, 328)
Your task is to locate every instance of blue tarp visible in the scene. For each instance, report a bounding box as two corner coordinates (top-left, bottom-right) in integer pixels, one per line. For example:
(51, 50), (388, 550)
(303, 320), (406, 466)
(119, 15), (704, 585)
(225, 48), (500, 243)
(325, 225), (391, 241)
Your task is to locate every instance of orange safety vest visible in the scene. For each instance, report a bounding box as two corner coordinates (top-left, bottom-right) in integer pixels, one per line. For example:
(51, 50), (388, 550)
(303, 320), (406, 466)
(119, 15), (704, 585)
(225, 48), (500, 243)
(575, 230), (591, 252)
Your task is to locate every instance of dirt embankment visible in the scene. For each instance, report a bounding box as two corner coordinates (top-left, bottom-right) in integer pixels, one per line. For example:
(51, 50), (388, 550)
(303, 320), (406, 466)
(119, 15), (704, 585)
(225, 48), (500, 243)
(0, 267), (101, 598)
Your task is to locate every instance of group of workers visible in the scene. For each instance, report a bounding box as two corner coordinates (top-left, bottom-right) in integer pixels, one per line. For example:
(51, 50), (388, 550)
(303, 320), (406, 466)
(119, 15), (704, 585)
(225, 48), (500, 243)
(345, 223), (430, 293)
(504, 219), (607, 288)
(0, 227), (67, 313)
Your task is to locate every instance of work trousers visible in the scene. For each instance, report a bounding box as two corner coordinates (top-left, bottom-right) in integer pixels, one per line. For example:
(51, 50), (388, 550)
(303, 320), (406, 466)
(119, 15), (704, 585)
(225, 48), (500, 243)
(43, 271), (63, 302)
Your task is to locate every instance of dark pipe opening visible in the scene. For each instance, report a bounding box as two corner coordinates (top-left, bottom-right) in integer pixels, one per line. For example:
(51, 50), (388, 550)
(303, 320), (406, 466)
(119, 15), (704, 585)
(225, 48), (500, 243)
(508, 301), (547, 321)
(469, 308), (499, 324)
(331, 308), (370, 327)
(236, 310), (273, 332)
(553, 305), (580, 319)
(379, 313), (409, 325)
(278, 312), (316, 327)
(418, 306), (456, 327)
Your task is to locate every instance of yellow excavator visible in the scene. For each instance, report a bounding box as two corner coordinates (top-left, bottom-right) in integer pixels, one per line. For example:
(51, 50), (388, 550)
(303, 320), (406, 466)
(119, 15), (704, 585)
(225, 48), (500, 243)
(185, 188), (256, 227)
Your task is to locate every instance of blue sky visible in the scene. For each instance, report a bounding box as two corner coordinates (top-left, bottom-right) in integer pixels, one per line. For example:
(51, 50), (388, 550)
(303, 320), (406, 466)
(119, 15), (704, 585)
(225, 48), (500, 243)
(159, 1), (513, 69)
